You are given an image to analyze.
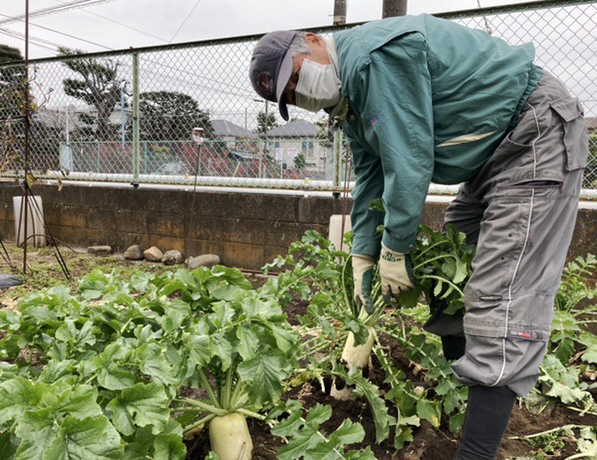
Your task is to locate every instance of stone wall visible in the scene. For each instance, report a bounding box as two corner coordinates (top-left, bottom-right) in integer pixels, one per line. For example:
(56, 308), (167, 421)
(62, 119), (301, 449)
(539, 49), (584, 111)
(0, 183), (595, 270)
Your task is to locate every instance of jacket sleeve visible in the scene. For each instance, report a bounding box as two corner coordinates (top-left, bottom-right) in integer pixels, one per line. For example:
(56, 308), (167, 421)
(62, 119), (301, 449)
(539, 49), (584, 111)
(348, 135), (384, 258)
(354, 33), (434, 254)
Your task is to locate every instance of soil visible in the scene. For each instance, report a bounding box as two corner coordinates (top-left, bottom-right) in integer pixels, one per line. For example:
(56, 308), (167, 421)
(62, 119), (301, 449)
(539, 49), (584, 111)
(1, 241), (596, 460)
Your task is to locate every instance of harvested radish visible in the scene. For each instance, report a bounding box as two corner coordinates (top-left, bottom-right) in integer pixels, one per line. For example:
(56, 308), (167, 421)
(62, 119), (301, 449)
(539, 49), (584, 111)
(209, 412), (253, 460)
(341, 328), (375, 370)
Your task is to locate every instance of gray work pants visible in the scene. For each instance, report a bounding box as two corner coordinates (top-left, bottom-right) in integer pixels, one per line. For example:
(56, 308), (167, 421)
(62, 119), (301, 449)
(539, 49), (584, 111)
(434, 71), (588, 396)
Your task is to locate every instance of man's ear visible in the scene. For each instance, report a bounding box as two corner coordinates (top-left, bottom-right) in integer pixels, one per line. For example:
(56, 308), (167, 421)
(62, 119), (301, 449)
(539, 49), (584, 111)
(304, 33), (323, 45)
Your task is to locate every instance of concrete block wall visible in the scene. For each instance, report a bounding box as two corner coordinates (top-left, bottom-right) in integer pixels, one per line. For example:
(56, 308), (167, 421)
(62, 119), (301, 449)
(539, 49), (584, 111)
(0, 183), (595, 270)
(0, 184), (348, 269)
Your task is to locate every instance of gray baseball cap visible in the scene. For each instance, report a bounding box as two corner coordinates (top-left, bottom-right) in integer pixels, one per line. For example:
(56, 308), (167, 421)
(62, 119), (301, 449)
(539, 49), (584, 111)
(249, 30), (299, 121)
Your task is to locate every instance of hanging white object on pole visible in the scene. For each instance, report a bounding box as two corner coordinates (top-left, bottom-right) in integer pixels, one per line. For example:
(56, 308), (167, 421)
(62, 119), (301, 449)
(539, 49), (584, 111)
(328, 214), (352, 253)
(192, 127), (205, 145)
(13, 196), (46, 248)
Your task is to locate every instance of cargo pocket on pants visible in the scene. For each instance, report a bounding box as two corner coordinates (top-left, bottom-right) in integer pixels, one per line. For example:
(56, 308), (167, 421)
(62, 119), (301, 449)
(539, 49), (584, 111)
(452, 294), (553, 393)
(550, 97), (589, 171)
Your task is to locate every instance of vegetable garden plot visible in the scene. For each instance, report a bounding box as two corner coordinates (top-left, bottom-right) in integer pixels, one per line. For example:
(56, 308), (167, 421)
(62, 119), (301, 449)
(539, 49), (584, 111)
(0, 235), (596, 459)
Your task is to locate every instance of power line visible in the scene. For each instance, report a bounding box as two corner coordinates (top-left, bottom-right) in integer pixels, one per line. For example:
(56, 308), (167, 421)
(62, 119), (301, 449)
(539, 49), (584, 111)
(0, 27), (58, 49)
(0, 29), (56, 53)
(0, 13), (112, 51)
(143, 57), (256, 98)
(54, 0), (169, 43)
(0, 0), (115, 26)
(169, 0), (203, 43)
(141, 65), (255, 100)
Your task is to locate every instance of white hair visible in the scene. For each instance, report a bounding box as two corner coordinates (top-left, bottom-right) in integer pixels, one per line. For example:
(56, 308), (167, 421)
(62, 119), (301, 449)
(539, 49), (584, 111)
(289, 33), (312, 57)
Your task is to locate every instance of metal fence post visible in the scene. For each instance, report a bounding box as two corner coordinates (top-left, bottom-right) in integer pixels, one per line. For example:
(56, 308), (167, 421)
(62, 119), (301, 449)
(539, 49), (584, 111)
(332, 129), (344, 193)
(132, 53), (140, 187)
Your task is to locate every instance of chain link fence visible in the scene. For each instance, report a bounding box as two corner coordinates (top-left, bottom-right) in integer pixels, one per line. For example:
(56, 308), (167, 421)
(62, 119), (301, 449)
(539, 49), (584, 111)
(1, 0), (596, 193)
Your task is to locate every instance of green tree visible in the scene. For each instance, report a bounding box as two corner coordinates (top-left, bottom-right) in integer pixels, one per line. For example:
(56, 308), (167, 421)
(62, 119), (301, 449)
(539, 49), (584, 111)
(0, 44), (25, 115)
(59, 47), (122, 141)
(137, 91), (213, 141)
(256, 110), (278, 135)
(294, 153), (306, 170)
(314, 116), (331, 147)
(0, 45), (26, 171)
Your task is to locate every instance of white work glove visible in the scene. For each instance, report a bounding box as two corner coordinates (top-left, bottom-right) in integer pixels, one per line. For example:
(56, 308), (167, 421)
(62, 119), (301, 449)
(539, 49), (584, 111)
(352, 254), (375, 314)
(379, 243), (414, 303)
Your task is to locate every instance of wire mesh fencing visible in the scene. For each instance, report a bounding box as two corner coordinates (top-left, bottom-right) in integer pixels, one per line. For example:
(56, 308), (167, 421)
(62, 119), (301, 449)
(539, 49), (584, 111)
(0, 0), (596, 193)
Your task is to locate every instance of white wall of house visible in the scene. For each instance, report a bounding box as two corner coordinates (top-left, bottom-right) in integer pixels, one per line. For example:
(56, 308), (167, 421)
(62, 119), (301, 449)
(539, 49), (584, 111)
(269, 138), (327, 171)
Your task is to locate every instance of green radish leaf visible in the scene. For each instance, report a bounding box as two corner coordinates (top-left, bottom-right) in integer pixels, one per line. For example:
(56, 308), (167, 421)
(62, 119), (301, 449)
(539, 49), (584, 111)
(275, 404), (331, 460)
(441, 258), (457, 279)
(237, 323), (260, 360)
(539, 355), (593, 406)
(211, 302), (236, 329)
(440, 284), (454, 300)
(453, 259), (468, 284)
(344, 447), (377, 460)
(122, 426), (153, 460)
(399, 287), (422, 308)
(443, 300), (464, 315)
(269, 323), (297, 354)
(211, 332), (234, 372)
(97, 367), (138, 391)
(42, 415), (123, 460)
(348, 370), (392, 443)
(153, 433), (186, 460)
(14, 408), (59, 459)
(45, 383), (103, 420)
(554, 337), (576, 364)
(394, 425), (415, 450)
(55, 319), (96, 350)
(305, 403), (332, 425)
(276, 423), (321, 460)
(0, 431), (18, 459)
(106, 382), (170, 436)
(270, 408), (304, 437)
(186, 330), (211, 367)
(433, 280), (443, 298)
(237, 351), (292, 406)
(0, 309), (20, 331)
(416, 399), (441, 428)
(329, 416), (365, 445)
(448, 411), (466, 434)
(134, 324), (162, 344)
(0, 362), (18, 384)
(39, 359), (77, 385)
(579, 331), (597, 364)
(137, 343), (180, 386)
(0, 378), (45, 427)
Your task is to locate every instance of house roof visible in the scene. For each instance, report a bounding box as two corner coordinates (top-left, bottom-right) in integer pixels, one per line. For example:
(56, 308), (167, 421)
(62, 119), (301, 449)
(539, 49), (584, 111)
(211, 119), (258, 138)
(266, 119), (318, 138)
(33, 107), (89, 131)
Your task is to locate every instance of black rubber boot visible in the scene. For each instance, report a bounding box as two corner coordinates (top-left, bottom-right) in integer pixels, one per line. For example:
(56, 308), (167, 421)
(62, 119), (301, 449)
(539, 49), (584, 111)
(441, 335), (466, 361)
(453, 385), (517, 460)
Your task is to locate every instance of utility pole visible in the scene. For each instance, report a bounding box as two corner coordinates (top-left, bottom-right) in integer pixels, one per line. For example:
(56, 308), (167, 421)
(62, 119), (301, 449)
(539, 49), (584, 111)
(382, 0), (407, 18)
(22, 0), (30, 274)
(333, 0), (346, 25)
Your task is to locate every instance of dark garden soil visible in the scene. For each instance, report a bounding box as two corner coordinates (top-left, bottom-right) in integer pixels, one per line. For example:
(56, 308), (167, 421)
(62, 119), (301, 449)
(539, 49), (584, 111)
(239, 297), (597, 460)
(1, 243), (596, 459)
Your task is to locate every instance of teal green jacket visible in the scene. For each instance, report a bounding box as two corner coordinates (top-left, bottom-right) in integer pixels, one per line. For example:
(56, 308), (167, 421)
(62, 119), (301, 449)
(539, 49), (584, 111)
(333, 14), (542, 256)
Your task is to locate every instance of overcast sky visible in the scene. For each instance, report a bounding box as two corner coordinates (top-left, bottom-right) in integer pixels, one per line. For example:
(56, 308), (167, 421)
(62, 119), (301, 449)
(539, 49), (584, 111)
(1, 0), (533, 59)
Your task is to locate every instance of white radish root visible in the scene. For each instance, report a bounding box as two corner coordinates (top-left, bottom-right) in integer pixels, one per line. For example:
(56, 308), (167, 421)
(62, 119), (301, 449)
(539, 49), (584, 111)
(341, 329), (375, 370)
(331, 329), (375, 400)
(209, 412), (253, 460)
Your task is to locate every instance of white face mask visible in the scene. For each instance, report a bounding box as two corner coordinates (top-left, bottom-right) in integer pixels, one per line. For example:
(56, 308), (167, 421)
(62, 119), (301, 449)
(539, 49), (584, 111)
(295, 59), (341, 113)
